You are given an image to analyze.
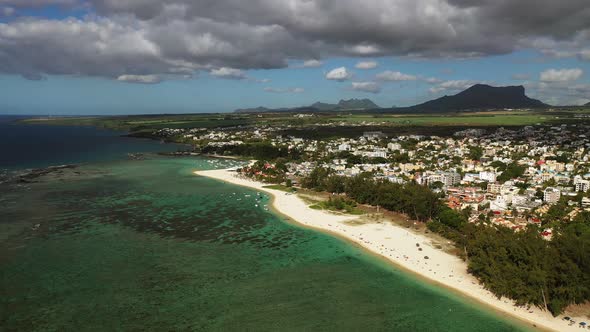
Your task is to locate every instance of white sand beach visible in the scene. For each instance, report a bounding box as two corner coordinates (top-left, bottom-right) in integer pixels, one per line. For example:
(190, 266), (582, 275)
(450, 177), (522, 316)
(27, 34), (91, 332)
(195, 168), (585, 332)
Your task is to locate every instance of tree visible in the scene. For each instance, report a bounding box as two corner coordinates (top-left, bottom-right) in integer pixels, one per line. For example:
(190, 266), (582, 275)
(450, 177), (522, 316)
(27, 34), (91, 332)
(437, 207), (467, 229)
(468, 146), (483, 161)
(325, 175), (345, 193)
(497, 163), (526, 182)
(429, 181), (444, 190)
(491, 160), (507, 171)
(301, 167), (331, 191)
(346, 154), (363, 166)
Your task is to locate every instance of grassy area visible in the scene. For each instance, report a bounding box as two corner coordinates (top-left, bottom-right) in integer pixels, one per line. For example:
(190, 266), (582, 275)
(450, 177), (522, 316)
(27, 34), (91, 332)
(20, 109), (590, 136)
(21, 114), (253, 131)
(327, 114), (560, 126)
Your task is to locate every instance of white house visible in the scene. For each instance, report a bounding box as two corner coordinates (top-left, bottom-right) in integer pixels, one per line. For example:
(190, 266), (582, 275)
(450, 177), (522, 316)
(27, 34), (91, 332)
(544, 187), (561, 204)
(479, 171), (497, 182)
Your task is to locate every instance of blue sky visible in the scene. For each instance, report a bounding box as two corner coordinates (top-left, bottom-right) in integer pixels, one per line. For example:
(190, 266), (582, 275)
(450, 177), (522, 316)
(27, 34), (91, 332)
(0, 1), (589, 114)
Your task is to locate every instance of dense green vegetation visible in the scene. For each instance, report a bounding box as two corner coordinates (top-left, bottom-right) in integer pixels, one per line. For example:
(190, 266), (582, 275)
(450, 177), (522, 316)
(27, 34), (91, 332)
(301, 168), (590, 316)
(301, 170), (441, 221)
(430, 208), (590, 316)
(461, 216), (590, 316)
(202, 142), (301, 160)
(496, 162), (527, 182)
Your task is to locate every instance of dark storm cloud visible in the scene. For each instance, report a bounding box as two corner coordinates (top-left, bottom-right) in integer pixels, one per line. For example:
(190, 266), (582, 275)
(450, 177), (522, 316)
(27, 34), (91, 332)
(446, 0), (590, 37)
(0, 0), (588, 81)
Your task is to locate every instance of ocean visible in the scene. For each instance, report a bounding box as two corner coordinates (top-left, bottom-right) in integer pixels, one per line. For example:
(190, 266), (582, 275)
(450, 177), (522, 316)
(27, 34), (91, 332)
(0, 117), (531, 331)
(0, 116), (182, 170)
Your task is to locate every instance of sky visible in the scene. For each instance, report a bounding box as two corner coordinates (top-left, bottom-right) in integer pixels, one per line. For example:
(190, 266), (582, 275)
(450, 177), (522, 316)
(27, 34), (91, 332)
(0, 1), (589, 115)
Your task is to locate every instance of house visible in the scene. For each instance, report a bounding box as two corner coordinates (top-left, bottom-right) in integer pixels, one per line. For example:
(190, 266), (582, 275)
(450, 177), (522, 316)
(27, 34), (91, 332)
(338, 143), (351, 151)
(490, 196), (508, 211)
(487, 182), (502, 194)
(544, 187), (561, 204)
(363, 131), (387, 139)
(442, 172), (461, 186)
(387, 142), (402, 151)
(574, 176), (590, 192)
(479, 171), (497, 182)
(364, 149), (388, 159)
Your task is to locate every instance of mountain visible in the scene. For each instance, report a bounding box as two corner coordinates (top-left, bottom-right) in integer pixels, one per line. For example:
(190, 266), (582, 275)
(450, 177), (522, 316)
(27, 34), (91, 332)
(586, 102), (590, 106)
(337, 98), (380, 110)
(234, 98), (380, 113)
(310, 99), (380, 111)
(391, 84), (547, 113)
(235, 85), (546, 114)
(310, 102), (338, 111)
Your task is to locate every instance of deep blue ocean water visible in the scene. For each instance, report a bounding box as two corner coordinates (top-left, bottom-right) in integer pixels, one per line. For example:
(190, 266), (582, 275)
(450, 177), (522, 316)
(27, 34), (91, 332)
(0, 115), (181, 170)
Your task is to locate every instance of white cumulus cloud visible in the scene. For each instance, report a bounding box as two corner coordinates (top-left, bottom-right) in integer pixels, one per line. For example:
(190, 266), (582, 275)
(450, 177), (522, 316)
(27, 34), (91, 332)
(429, 80), (479, 94)
(425, 77), (442, 84)
(325, 67), (352, 81)
(117, 74), (161, 84)
(376, 70), (417, 81)
(210, 67), (247, 80)
(540, 68), (583, 82)
(301, 59), (323, 68)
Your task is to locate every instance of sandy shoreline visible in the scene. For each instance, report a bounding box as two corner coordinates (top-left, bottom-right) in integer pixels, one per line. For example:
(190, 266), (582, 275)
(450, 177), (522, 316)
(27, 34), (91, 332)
(195, 168), (583, 332)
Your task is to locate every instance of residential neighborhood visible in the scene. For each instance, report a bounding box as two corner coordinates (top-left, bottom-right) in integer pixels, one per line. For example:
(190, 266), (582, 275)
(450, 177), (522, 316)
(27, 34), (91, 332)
(158, 122), (590, 234)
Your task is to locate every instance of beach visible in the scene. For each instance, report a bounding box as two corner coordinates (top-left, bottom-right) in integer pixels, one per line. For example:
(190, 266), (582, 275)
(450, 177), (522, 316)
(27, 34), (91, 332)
(195, 168), (585, 332)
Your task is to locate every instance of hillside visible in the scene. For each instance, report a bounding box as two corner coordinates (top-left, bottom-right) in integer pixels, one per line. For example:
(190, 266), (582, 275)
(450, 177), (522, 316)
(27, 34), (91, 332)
(337, 98), (380, 110)
(310, 102), (339, 111)
(390, 84), (547, 113)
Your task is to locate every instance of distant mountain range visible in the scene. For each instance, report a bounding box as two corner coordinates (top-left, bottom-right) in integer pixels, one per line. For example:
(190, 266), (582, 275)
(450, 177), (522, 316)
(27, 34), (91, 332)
(235, 98), (381, 113)
(388, 84), (547, 113)
(235, 84), (548, 114)
(317, 99), (381, 111)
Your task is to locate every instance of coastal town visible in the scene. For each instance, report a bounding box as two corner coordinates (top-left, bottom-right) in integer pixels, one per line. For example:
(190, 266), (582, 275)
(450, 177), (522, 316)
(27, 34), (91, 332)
(157, 120), (590, 234)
